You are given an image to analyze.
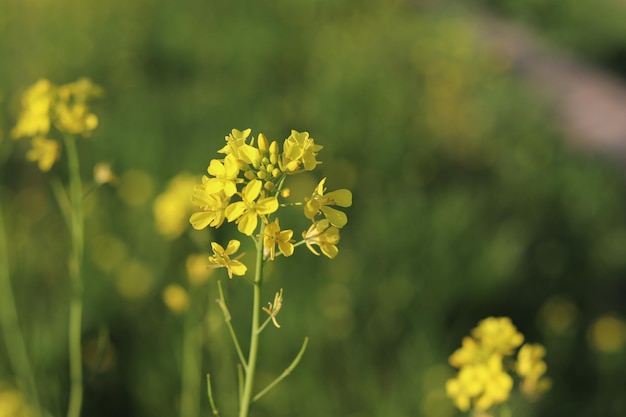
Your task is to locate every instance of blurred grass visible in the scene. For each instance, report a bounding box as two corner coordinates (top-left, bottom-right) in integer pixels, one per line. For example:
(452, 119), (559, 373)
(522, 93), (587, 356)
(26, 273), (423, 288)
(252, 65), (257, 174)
(2, 0), (626, 416)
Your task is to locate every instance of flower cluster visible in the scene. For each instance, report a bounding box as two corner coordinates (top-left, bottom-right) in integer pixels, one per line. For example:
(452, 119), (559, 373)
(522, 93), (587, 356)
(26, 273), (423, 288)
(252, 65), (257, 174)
(446, 317), (550, 415)
(12, 78), (102, 171)
(190, 129), (352, 277)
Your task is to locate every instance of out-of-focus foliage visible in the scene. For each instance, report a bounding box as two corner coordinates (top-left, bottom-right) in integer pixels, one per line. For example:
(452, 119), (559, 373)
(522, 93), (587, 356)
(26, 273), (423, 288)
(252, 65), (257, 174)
(1, 1), (626, 417)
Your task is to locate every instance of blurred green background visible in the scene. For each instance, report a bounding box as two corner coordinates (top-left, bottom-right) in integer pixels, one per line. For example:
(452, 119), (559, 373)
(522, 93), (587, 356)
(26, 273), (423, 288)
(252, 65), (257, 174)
(2, 0), (626, 416)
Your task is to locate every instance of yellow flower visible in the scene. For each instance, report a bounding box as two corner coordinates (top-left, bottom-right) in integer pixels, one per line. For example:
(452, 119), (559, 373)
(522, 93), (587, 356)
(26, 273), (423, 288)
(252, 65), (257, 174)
(262, 289), (283, 328)
(11, 78), (54, 139)
(302, 219), (341, 258)
(281, 130), (323, 172)
(189, 178), (231, 230)
(205, 154), (242, 197)
(449, 336), (489, 368)
(304, 177), (352, 228)
(445, 364), (484, 412)
(54, 101), (98, 135)
(208, 240), (247, 278)
(54, 78), (102, 136)
(473, 354), (513, 411)
(26, 137), (59, 172)
(225, 179), (279, 235)
(162, 284), (189, 314)
(260, 218), (294, 260)
(516, 343), (550, 398)
(218, 128), (261, 167)
(472, 317), (524, 355)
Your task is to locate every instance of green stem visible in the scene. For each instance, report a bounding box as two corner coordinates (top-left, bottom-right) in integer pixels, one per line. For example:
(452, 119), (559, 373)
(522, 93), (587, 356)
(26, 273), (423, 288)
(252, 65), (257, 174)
(0, 198), (41, 415)
(238, 224), (265, 417)
(180, 304), (201, 417)
(217, 281), (248, 371)
(63, 135), (84, 417)
(252, 337), (308, 403)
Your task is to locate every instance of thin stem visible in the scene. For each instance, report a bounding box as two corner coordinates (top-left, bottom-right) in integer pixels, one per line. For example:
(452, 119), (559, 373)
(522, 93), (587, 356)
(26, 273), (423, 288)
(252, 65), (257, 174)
(63, 135), (84, 417)
(206, 374), (221, 417)
(0, 198), (41, 415)
(252, 337), (308, 403)
(180, 297), (201, 417)
(217, 281), (248, 371)
(256, 316), (273, 335)
(238, 224), (265, 417)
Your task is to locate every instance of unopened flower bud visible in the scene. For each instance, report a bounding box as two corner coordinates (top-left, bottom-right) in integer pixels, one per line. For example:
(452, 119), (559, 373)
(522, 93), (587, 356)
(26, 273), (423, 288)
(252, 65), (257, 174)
(258, 133), (269, 153)
(280, 188), (291, 198)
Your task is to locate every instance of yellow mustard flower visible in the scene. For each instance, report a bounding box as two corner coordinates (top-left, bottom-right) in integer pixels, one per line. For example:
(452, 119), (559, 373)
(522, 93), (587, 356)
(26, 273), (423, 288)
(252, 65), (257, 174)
(449, 336), (489, 367)
(472, 317), (524, 355)
(205, 154), (242, 197)
(54, 101), (98, 136)
(218, 128), (261, 167)
(56, 77), (103, 102)
(302, 219), (341, 258)
(445, 364), (484, 412)
(473, 354), (513, 411)
(516, 343), (551, 398)
(208, 239), (247, 278)
(262, 288), (284, 328)
(11, 78), (54, 139)
(260, 218), (294, 260)
(304, 177), (352, 228)
(26, 137), (59, 172)
(281, 130), (323, 172)
(190, 178), (231, 230)
(225, 179), (279, 236)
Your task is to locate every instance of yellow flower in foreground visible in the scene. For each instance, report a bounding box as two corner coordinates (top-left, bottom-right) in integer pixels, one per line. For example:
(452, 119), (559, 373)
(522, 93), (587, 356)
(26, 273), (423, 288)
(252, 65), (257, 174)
(11, 78), (54, 139)
(304, 177), (352, 228)
(281, 130), (323, 172)
(260, 218), (294, 260)
(189, 177), (231, 230)
(208, 240), (247, 278)
(225, 179), (279, 235)
(303, 219), (341, 258)
(205, 154), (241, 196)
(26, 137), (59, 172)
(472, 317), (524, 355)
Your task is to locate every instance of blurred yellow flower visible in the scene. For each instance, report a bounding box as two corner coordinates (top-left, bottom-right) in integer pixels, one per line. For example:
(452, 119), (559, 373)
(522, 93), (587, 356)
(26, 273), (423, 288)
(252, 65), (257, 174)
(93, 162), (118, 185)
(208, 239), (247, 278)
(0, 387), (32, 417)
(26, 136), (59, 172)
(516, 343), (551, 398)
(472, 317), (524, 355)
(303, 219), (341, 259)
(11, 78), (54, 139)
(260, 218), (294, 260)
(225, 179), (279, 236)
(162, 284), (189, 314)
(153, 173), (198, 239)
(186, 253), (213, 285)
(446, 317), (548, 414)
(304, 177), (352, 228)
(54, 101), (98, 136)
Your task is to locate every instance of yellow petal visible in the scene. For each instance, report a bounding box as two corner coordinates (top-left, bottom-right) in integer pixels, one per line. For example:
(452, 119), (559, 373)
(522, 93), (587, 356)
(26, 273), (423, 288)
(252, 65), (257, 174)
(320, 206), (348, 228)
(325, 189), (352, 207)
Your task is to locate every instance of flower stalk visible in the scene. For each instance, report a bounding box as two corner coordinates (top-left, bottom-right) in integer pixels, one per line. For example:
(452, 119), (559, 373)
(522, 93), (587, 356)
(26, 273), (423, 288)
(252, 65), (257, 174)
(63, 134), (85, 417)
